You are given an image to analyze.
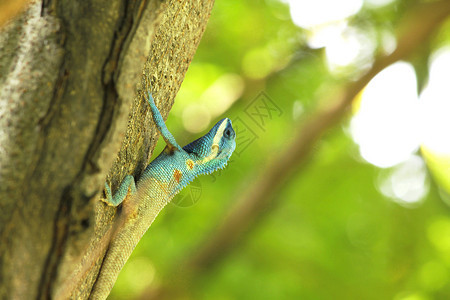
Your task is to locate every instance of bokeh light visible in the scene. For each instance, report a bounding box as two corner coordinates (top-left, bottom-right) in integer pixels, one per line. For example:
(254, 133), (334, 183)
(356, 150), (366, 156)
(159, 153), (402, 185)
(284, 0), (375, 73)
(419, 47), (450, 154)
(349, 47), (450, 206)
(350, 62), (420, 168)
(284, 0), (362, 28)
(378, 155), (429, 206)
(324, 24), (374, 72)
(365, 0), (396, 8)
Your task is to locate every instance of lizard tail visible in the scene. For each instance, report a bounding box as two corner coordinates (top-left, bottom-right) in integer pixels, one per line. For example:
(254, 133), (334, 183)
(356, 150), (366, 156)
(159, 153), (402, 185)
(90, 181), (170, 299)
(89, 217), (146, 299)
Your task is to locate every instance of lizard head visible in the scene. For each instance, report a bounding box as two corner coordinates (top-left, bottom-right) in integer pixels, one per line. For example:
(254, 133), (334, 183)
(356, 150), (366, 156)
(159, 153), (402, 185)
(183, 118), (236, 175)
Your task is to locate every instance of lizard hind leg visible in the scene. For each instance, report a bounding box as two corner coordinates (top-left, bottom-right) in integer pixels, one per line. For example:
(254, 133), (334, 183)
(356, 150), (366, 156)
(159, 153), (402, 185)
(103, 175), (137, 207)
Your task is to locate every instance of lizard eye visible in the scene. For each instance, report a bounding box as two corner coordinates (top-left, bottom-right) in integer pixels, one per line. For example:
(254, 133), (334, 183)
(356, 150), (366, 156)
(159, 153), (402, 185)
(223, 128), (232, 139)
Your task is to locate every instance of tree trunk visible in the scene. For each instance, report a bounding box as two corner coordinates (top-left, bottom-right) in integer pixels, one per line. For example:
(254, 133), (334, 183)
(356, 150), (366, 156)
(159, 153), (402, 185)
(0, 0), (214, 298)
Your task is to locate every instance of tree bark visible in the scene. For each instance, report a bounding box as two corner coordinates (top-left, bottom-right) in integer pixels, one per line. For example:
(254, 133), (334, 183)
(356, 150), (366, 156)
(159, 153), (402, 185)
(0, 0), (214, 299)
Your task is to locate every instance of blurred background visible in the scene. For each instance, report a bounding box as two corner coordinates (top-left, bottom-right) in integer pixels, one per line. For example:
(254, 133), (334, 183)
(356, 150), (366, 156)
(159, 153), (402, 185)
(112, 0), (450, 299)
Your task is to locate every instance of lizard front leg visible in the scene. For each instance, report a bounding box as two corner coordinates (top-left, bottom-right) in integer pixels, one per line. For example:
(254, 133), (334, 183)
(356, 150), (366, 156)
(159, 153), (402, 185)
(146, 91), (183, 151)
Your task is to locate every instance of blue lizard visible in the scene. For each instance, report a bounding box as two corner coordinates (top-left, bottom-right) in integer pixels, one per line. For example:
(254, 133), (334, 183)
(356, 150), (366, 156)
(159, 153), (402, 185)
(104, 91), (235, 206)
(90, 88), (236, 299)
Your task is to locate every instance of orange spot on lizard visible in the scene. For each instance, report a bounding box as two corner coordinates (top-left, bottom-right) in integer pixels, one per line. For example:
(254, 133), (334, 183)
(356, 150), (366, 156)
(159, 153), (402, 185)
(173, 169), (182, 183)
(186, 159), (194, 170)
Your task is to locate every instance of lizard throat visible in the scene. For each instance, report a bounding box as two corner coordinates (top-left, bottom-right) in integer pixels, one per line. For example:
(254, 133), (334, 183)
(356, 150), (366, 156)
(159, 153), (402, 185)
(197, 144), (219, 164)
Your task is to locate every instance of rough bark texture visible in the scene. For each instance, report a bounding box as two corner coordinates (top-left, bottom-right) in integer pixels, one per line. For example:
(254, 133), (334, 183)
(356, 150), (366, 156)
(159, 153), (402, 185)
(0, 0), (214, 298)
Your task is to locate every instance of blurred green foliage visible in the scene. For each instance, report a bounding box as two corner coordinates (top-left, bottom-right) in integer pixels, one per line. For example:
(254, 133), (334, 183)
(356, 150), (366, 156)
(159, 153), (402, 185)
(111, 0), (450, 299)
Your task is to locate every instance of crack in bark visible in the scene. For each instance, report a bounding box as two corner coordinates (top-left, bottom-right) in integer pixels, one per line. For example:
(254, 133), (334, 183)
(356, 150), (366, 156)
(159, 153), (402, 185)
(35, 1), (149, 298)
(83, 0), (146, 172)
(34, 2), (70, 298)
(37, 188), (72, 299)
